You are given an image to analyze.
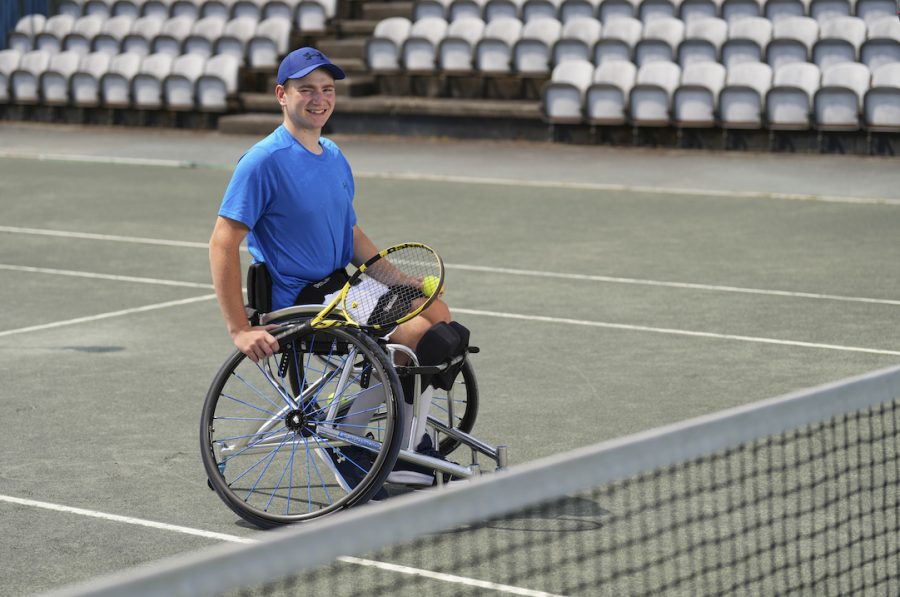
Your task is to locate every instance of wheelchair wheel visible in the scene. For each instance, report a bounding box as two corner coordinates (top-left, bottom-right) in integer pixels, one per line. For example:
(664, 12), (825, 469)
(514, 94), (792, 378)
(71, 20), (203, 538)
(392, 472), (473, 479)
(431, 359), (479, 456)
(201, 324), (404, 529)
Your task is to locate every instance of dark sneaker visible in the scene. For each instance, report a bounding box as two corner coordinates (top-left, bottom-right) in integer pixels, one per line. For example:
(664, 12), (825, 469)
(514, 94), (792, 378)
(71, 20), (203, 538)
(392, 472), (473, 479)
(325, 446), (388, 501)
(387, 435), (462, 487)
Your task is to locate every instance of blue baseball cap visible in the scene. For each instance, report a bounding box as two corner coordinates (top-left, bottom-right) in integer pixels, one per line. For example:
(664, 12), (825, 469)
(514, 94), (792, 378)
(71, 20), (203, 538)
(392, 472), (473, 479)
(276, 48), (345, 85)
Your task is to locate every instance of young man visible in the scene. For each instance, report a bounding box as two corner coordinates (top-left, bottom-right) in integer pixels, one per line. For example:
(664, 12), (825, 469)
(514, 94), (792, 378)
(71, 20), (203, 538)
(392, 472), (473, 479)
(209, 48), (463, 490)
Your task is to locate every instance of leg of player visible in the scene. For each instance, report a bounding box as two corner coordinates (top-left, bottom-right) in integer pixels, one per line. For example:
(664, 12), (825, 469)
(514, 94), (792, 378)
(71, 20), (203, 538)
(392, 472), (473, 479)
(390, 297), (451, 352)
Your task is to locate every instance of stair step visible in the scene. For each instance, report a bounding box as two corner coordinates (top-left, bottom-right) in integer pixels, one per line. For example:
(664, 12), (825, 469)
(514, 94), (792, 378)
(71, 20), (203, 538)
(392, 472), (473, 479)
(361, 1), (413, 20)
(317, 37), (368, 60)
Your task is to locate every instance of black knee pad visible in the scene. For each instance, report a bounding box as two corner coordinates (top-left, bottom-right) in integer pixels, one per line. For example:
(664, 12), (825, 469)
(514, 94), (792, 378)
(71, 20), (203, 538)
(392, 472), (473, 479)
(416, 322), (470, 391)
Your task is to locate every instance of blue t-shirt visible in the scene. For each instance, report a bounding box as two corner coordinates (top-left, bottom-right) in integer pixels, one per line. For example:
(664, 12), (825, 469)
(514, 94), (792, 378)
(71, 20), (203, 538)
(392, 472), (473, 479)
(219, 125), (357, 310)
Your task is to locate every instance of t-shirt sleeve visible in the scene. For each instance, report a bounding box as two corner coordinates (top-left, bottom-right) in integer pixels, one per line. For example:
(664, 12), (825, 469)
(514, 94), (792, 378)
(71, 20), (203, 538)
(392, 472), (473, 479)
(218, 148), (271, 228)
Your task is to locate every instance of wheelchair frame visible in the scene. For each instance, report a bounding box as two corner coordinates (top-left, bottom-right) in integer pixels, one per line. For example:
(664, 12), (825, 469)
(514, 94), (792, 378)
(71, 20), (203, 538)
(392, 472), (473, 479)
(201, 299), (507, 529)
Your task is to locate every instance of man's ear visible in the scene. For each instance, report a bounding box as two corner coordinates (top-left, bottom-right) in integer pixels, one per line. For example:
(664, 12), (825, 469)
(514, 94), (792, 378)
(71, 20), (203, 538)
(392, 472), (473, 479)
(275, 84), (287, 107)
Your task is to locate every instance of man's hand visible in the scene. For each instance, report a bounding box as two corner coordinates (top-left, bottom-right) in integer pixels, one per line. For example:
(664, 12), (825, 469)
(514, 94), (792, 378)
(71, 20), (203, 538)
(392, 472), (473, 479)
(232, 325), (280, 362)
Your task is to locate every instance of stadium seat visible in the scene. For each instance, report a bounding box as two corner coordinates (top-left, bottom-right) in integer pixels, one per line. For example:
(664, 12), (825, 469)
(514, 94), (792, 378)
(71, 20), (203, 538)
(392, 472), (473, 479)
(92, 15), (136, 55)
(171, 0), (203, 18)
(0, 49), (23, 104)
(402, 17), (450, 72)
(593, 16), (642, 64)
(247, 17), (292, 67)
(634, 16), (685, 66)
(638, 0), (678, 23)
(182, 15), (228, 57)
(366, 17), (413, 73)
(720, 0), (762, 22)
(860, 17), (900, 72)
(297, 0), (337, 31)
(84, 0), (114, 17)
(100, 51), (142, 107)
(449, 0), (489, 20)
(764, 0), (810, 22)
(854, 0), (895, 25)
(542, 58), (594, 122)
(808, 0), (851, 22)
(231, 0), (264, 19)
(522, 0), (564, 21)
(863, 62), (900, 131)
(10, 49), (52, 105)
(811, 16), (867, 70)
(35, 14), (77, 53)
(151, 15), (196, 56)
(630, 60), (681, 125)
(164, 52), (206, 109)
(678, 0), (720, 24)
(111, 0), (144, 18)
(474, 16), (524, 73)
(814, 61), (870, 129)
(722, 16), (772, 67)
(196, 52), (240, 111)
(599, 0), (639, 21)
(415, 0), (453, 20)
(483, 0), (526, 21)
(262, 0), (301, 21)
(213, 16), (257, 63)
(143, 0), (177, 19)
(57, 0), (87, 18)
(71, 51), (112, 107)
(766, 60), (821, 129)
(513, 17), (563, 74)
(558, 0), (601, 23)
(718, 60), (773, 127)
(438, 17), (486, 73)
(552, 16), (602, 64)
(765, 16), (819, 70)
(40, 50), (83, 105)
(677, 16), (728, 66)
(200, 0), (238, 19)
(585, 59), (637, 123)
(122, 15), (166, 55)
(132, 52), (175, 109)
(8, 14), (47, 54)
(673, 60), (726, 126)
(63, 14), (105, 54)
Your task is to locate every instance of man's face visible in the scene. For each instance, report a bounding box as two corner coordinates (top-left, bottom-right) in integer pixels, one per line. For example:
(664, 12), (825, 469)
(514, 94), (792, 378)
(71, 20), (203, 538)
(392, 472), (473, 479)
(276, 68), (336, 133)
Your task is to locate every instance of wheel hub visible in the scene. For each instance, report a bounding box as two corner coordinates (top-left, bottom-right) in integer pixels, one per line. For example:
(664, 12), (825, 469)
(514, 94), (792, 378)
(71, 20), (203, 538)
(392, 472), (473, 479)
(284, 408), (316, 437)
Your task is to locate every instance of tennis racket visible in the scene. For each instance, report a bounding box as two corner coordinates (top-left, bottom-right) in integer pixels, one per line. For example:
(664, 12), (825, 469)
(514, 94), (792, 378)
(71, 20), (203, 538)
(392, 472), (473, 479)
(290, 242), (444, 333)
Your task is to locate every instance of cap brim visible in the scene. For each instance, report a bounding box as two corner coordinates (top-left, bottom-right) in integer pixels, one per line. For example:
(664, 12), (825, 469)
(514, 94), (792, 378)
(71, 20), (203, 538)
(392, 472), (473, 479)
(283, 63), (346, 82)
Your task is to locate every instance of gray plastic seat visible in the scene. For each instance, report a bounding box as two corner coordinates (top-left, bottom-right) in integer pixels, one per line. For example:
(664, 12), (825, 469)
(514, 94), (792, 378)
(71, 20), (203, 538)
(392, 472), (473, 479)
(63, 14), (105, 54)
(437, 17), (485, 73)
(182, 15), (228, 57)
(720, 0), (762, 22)
(164, 52), (206, 109)
(213, 15), (257, 63)
(722, 16), (773, 67)
(92, 15), (136, 55)
(122, 16), (166, 55)
(474, 16), (524, 73)
(678, 16), (728, 66)
(630, 60), (681, 125)
(8, 14), (47, 54)
(522, 0), (563, 21)
(35, 14), (77, 53)
(0, 49), (23, 104)
(812, 16), (867, 70)
(599, 0), (640, 21)
(718, 60), (772, 127)
(860, 17), (900, 72)
(542, 58), (594, 122)
(100, 51), (142, 107)
(766, 61), (821, 129)
(638, 0), (678, 23)
(133, 52), (175, 108)
(111, 0), (144, 18)
(634, 16), (684, 66)
(71, 51), (112, 107)
(449, 0), (489, 20)
(863, 62), (900, 131)
(40, 50), (83, 105)
(11, 49), (52, 104)
(764, 0), (810, 22)
(585, 59), (637, 124)
(814, 61), (871, 130)
(196, 52), (240, 111)
(552, 16), (602, 64)
(513, 16), (563, 74)
(415, 0), (454, 20)
(765, 16), (819, 70)
(679, 0), (720, 24)
(296, 0), (337, 31)
(247, 16), (292, 67)
(402, 17), (450, 72)
(809, 0), (850, 23)
(593, 16), (642, 64)
(143, 0), (176, 19)
(558, 0), (601, 23)
(855, 0), (895, 25)
(366, 17), (413, 72)
(673, 60), (726, 126)
(151, 15), (195, 55)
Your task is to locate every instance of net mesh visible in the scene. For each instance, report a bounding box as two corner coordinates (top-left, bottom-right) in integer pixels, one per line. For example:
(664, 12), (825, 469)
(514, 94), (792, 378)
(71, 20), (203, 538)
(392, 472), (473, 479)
(43, 366), (900, 597)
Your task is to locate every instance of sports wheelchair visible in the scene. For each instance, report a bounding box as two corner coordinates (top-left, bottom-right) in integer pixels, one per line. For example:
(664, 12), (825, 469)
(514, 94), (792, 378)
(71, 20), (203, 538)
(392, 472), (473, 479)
(201, 264), (507, 529)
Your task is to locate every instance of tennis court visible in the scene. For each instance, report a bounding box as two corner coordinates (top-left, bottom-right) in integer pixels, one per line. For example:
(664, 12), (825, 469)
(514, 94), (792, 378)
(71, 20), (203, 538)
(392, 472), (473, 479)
(1, 122), (899, 595)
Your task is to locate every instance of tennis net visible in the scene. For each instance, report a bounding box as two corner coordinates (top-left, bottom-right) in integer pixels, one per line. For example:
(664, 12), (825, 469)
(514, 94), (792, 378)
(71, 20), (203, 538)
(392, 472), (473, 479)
(42, 365), (900, 596)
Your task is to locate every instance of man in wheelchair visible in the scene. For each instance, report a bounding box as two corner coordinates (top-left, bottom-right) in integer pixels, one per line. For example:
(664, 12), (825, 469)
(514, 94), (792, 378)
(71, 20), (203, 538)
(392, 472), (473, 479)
(208, 47), (469, 492)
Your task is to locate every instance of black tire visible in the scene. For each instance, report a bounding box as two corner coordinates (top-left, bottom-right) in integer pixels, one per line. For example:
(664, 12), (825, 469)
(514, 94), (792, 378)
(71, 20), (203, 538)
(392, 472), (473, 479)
(201, 324), (404, 529)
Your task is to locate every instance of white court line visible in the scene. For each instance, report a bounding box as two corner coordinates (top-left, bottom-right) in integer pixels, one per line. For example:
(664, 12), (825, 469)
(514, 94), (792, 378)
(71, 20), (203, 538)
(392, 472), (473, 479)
(0, 264), (214, 290)
(454, 308), (900, 357)
(0, 225), (211, 249)
(0, 495), (558, 596)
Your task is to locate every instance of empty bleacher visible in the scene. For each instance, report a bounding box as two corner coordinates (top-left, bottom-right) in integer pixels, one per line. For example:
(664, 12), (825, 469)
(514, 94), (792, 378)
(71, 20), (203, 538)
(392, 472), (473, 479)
(0, 0), (897, 153)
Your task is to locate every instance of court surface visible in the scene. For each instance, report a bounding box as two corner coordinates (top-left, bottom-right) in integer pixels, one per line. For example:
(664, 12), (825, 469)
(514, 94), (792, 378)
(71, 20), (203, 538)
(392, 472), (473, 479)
(1, 122), (898, 595)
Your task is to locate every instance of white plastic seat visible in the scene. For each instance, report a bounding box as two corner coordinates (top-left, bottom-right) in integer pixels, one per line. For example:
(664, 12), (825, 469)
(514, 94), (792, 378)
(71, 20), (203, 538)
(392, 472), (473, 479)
(766, 61), (821, 129)
(262, 0), (301, 21)
(8, 14), (47, 54)
(415, 0), (454, 20)
(522, 0), (563, 21)
(200, 0), (239, 19)
(230, 0), (263, 19)
(92, 15), (136, 55)
(864, 63), (900, 131)
(132, 52), (175, 108)
(638, 0), (677, 23)
(673, 60), (726, 125)
(0, 49), (23, 104)
(542, 58), (594, 122)
(449, 0), (489, 20)
(677, 16), (728, 66)
(401, 17), (450, 72)
(142, 0), (176, 19)
(35, 14), (77, 53)
(151, 15), (195, 55)
(860, 17), (900, 72)
(474, 16), (523, 72)
(599, 0), (639, 21)
(634, 16), (684, 66)
(39, 50), (82, 105)
(630, 60), (681, 125)
(721, 16), (772, 67)
(11, 49), (52, 104)
(196, 52), (239, 111)
(212, 15), (256, 63)
(552, 16), (602, 64)
(809, 0), (850, 23)
(101, 51), (142, 107)
(122, 15), (166, 55)
(182, 15), (228, 57)
(720, 0), (762, 22)
(558, 0), (601, 22)
(513, 16), (563, 73)
(766, 16), (819, 70)
(247, 16), (292, 67)
(593, 16), (642, 64)
(718, 60), (773, 127)
(164, 52), (206, 109)
(483, 0), (526, 21)
(171, 0), (203, 18)
(57, 0), (87, 18)
(84, 0), (115, 17)
(62, 14), (105, 54)
(71, 51), (112, 106)
(854, 0), (895, 25)
(438, 17), (486, 72)
(679, 0), (720, 24)
(296, 0), (337, 31)
(764, 0), (810, 22)
(814, 61), (870, 129)
(366, 17), (413, 72)
(111, 0), (144, 18)
(585, 59), (637, 123)
(812, 16), (867, 70)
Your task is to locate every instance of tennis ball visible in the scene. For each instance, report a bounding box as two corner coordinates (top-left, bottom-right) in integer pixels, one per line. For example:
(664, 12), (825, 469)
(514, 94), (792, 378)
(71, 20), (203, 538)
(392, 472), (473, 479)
(422, 275), (440, 298)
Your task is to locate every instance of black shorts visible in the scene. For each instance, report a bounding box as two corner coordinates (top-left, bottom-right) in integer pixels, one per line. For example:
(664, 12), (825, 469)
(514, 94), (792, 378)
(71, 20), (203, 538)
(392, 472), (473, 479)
(293, 268), (349, 306)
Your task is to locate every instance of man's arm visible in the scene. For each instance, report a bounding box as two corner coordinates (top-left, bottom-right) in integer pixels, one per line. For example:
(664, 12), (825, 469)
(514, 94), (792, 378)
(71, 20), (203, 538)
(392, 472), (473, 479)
(351, 225), (379, 267)
(209, 216), (279, 362)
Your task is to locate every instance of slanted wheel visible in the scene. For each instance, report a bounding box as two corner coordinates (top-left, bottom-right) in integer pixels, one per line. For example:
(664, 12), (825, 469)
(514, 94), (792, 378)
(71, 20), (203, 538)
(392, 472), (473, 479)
(201, 324), (404, 529)
(431, 359), (479, 455)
